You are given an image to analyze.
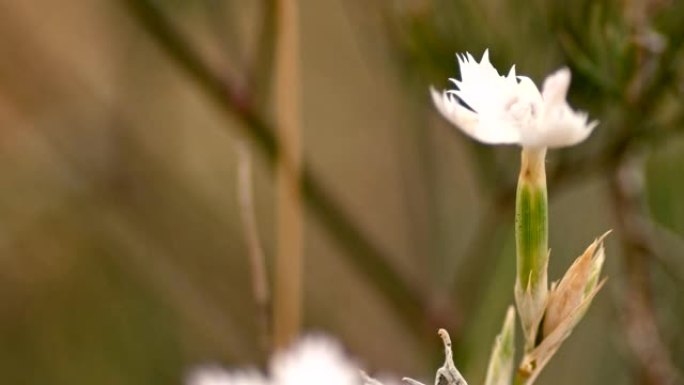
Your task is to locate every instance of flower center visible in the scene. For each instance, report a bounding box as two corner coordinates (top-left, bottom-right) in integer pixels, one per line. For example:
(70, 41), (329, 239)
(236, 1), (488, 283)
(505, 96), (537, 129)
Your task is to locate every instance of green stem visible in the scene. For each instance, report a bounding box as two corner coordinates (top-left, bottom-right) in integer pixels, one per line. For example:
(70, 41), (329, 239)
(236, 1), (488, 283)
(514, 147), (549, 351)
(515, 148), (548, 289)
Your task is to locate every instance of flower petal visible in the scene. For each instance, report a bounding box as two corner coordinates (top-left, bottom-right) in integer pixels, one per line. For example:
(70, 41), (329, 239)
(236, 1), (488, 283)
(431, 52), (597, 149)
(431, 87), (478, 131)
(536, 106), (597, 148)
(453, 51), (514, 115)
(514, 77), (542, 105)
(431, 88), (520, 144)
(541, 67), (571, 106)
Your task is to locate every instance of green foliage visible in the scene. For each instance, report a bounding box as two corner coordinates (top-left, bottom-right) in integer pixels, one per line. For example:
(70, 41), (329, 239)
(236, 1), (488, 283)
(646, 137), (684, 237)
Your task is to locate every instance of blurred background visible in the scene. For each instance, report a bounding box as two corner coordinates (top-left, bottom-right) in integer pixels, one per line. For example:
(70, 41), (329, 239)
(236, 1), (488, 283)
(0, 0), (683, 384)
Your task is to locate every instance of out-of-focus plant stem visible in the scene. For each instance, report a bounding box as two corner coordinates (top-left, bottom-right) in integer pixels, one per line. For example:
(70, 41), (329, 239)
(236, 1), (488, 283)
(236, 143), (272, 356)
(119, 0), (426, 337)
(273, 0), (303, 350)
(608, 7), (684, 380)
(608, 151), (683, 385)
(251, 0), (278, 108)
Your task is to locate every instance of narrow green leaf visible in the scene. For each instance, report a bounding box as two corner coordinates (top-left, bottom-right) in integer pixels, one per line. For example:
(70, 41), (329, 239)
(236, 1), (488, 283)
(485, 306), (516, 385)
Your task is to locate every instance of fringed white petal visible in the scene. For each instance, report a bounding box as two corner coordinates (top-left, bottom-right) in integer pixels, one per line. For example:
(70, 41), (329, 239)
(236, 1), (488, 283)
(431, 50), (596, 149)
(536, 108), (598, 148)
(431, 88), (520, 144)
(541, 67), (571, 106)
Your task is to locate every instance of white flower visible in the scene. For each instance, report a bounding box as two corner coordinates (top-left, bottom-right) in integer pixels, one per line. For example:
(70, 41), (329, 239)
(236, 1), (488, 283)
(431, 50), (597, 148)
(187, 335), (361, 385)
(272, 335), (360, 385)
(187, 367), (267, 385)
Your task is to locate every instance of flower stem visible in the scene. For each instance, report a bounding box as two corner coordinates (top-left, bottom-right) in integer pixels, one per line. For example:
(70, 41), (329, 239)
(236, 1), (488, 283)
(516, 148), (548, 289)
(273, 0), (303, 350)
(514, 147), (549, 351)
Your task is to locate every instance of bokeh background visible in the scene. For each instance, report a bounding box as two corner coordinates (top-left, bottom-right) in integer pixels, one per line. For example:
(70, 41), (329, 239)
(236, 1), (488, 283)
(1, 0), (683, 384)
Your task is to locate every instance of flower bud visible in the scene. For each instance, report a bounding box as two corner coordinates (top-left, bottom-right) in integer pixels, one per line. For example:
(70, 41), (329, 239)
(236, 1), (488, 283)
(542, 232), (609, 338)
(519, 271), (606, 385)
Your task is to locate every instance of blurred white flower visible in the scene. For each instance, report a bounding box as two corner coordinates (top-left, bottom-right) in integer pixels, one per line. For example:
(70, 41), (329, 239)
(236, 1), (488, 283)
(187, 335), (361, 385)
(272, 335), (360, 385)
(431, 50), (597, 148)
(187, 367), (267, 385)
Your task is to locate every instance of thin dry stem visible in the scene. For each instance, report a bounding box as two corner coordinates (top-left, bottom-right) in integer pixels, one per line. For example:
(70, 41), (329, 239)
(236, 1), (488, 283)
(237, 143), (272, 355)
(273, 0), (303, 349)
